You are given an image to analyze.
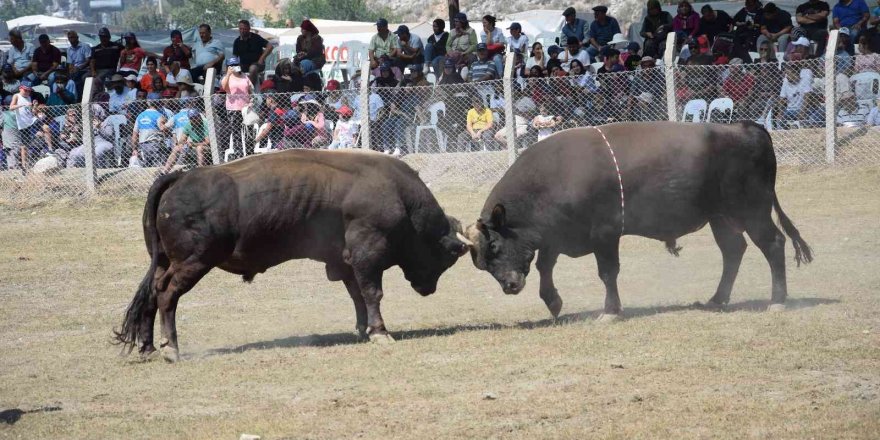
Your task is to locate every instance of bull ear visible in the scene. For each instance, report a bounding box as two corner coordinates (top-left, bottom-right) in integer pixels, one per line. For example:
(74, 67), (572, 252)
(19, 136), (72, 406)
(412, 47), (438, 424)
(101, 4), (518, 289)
(490, 204), (506, 229)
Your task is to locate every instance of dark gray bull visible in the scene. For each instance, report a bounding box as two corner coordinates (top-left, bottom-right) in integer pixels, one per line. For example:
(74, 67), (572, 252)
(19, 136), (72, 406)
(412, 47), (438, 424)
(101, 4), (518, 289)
(115, 149), (470, 362)
(465, 122), (813, 321)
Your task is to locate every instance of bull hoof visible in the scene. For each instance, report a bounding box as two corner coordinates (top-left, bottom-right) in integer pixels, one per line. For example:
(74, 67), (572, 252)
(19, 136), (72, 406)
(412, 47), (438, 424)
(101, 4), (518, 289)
(767, 303), (787, 313)
(596, 313), (621, 324)
(356, 325), (369, 341)
(160, 346), (180, 363)
(546, 297), (563, 319)
(369, 333), (395, 344)
(138, 345), (158, 362)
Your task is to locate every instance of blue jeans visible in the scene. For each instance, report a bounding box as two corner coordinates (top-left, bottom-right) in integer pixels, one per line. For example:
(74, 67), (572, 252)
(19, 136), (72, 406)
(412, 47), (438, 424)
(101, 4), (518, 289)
(424, 44), (447, 75)
(299, 59), (318, 75)
(587, 46), (600, 63)
(491, 54), (503, 78)
(381, 115), (407, 151)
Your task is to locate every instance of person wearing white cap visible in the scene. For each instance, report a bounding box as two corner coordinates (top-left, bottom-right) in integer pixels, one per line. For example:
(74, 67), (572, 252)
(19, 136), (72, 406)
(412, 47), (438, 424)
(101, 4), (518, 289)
(786, 36), (813, 60)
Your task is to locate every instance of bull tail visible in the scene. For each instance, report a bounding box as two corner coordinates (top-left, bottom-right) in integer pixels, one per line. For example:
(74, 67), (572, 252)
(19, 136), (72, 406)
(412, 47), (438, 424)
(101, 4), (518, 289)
(773, 193), (813, 267)
(113, 172), (182, 354)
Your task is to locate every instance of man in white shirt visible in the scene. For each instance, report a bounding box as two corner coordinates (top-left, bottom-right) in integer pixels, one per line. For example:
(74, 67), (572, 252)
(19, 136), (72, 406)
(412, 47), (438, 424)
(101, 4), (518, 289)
(562, 36), (590, 70)
(191, 24), (225, 82)
(779, 65), (814, 120)
(506, 23), (530, 55)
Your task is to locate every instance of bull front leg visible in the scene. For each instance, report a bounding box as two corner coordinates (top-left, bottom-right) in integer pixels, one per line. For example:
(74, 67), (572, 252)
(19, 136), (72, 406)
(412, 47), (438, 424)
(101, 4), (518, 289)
(592, 227), (622, 323)
(343, 276), (369, 340)
(354, 271), (394, 344)
(536, 247), (563, 318)
(343, 228), (394, 344)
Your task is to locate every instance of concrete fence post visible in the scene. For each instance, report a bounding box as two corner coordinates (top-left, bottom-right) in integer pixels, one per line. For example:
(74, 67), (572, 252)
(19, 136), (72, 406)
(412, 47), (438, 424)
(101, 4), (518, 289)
(824, 30), (839, 164)
(358, 55), (371, 149)
(663, 32), (677, 122)
(202, 68), (221, 165)
(502, 51), (516, 166)
(80, 77), (96, 194)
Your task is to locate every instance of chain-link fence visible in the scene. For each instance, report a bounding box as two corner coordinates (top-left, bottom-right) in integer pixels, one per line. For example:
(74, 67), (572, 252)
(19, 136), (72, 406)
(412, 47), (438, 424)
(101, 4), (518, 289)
(1, 50), (879, 206)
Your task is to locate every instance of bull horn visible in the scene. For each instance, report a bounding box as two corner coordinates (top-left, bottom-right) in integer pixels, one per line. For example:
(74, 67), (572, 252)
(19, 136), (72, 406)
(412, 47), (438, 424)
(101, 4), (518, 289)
(456, 232), (474, 247)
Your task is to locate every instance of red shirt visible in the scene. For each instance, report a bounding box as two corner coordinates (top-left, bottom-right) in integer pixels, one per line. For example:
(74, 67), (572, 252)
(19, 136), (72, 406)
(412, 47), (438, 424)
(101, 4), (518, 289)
(119, 47), (146, 71)
(723, 73), (755, 102)
(162, 44), (191, 69)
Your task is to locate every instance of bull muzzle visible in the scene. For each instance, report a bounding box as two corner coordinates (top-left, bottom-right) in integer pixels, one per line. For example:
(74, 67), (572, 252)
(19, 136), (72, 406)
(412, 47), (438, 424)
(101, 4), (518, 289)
(499, 271), (526, 295)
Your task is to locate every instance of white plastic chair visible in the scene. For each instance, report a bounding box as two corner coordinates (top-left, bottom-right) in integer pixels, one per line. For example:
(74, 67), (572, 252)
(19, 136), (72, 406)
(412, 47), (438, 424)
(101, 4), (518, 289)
(106, 114), (127, 166)
(33, 85), (50, 97)
(707, 98), (734, 123)
(413, 102), (447, 153)
(253, 123), (273, 153)
(340, 40), (368, 82)
(850, 71), (880, 113)
(681, 99), (708, 122)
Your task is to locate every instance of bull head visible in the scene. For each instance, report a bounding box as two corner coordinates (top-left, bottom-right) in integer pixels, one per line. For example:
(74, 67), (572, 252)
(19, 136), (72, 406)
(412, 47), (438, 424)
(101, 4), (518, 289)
(465, 204), (535, 295)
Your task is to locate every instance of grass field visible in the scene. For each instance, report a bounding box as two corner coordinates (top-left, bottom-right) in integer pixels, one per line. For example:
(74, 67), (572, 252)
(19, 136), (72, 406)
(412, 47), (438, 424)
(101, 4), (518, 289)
(1, 166), (878, 439)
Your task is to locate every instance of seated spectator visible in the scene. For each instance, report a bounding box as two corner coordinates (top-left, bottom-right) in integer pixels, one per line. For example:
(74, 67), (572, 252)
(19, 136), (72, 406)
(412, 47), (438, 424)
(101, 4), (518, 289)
(274, 61), (303, 93)
(30, 104), (59, 158)
(251, 93), (282, 150)
(294, 19), (326, 75)
(755, 39), (778, 63)
(628, 57), (665, 120)
(481, 15), (506, 76)
(161, 110), (210, 174)
(288, 99), (328, 148)
(7, 30), (34, 81)
(90, 28), (123, 82)
(457, 95), (494, 151)
(855, 33), (880, 72)
(699, 4), (734, 45)
(597, 48), (624, 74)
(561, 7), (588, 49)
(402, 67), (431, 87)
(140, 57), (167, 93)
(369, 18), (401, 69)
(372, 63), (400, 88)
(165, 61), (192, 94)
(835, 55), (859, 116)
(546, 45), (563, 72)
(723, 58), (756, 112)
(568, 59), (599, 92)
(29, 34), (62, 86)
(438, 58), (465, 84)
(447, 13), (478, 70)
(371, 54), (404, 81)
(786, 36), (814, 60)
(233, 20), (274, 87)
(507, 22), (529, 56)
(118, 33), (156, 76)
(191, 24), (225, 82)
(526, 42), (546, 72)
(107, 74), (130, 114)
(532, 104), (563, 141)
(65, 31), (91, 95)
(796, 0), (831, 55)
(148, 76), (168, 100)
(328, 106), (359, 149)
(351, 86), (385, 124)
(66, 105), (114, 168)
(46, 72), (78, 106)
(777, 63), (820, 123)
(425, 19), (449, 75)
(641, 0), (674, 58)
(563, 36), (591, 70)
(395, 25), (425, 71)
(734, 0), (765, 51)
(124, 74), (140, 96)
(833, 0), (871, 54)
(1, 65), (21, 105)
(469, 43), (498, 81)
(673, 1), (701, 46)
(130, 92), (168, 167)
(588, 6), (622, 62)
(55, 107), (81, 163)
(176, 73), (197, 98)
(622, 42), (643, 70)
(163, 29), (192, 73)
(758, 3), (794, 53)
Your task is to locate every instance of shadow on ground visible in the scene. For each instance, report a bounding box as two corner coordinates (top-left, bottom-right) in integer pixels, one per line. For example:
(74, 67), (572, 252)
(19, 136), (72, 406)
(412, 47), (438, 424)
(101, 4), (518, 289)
(0, 406), (62, 425)
(199, 297), (838, 359)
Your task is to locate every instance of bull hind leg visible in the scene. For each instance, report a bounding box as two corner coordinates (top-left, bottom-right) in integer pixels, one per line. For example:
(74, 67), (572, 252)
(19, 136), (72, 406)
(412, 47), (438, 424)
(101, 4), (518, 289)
(343, 276), (369, 341)
(156, 259), (213, 362)
(745, 215), (788, 310)
(707, 218), (748, 306)
(536, 248), (563, 318)
(592, 228), (622, 322)
(137, 264), (169, 359)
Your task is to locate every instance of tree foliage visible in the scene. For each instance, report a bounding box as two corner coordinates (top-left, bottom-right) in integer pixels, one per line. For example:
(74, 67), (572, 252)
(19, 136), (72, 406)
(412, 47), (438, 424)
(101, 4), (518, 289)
(168, 0), (251, 30)
(278, 0), (398, 26)
(121, 3), (165, 32)
(0, 0), (47, 22)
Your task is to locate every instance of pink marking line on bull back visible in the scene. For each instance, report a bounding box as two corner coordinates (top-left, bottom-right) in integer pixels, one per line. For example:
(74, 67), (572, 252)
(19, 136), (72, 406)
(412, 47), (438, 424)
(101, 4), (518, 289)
(593, 126), (625, 235)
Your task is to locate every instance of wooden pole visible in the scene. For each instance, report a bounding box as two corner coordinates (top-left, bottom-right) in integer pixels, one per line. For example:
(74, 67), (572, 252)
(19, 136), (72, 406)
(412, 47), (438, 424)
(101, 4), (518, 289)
(448, 0), (459, 23)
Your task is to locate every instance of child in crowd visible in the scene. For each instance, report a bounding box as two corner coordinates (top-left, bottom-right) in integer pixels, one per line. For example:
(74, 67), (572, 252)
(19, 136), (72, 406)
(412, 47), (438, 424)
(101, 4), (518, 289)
(328, 106), (359, 149)
(531, 104), (563, 142)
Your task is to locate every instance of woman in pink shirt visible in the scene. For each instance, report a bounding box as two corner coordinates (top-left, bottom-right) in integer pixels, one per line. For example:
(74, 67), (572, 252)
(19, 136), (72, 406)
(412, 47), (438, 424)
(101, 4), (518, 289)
(221, 56), (254, 159)
(673, 1), (700, 45)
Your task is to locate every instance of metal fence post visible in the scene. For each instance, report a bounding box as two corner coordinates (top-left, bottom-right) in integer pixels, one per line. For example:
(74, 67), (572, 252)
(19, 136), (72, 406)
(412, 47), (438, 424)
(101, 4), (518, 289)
(824, 30), (839, 164)
(80, 77), (96, 194)
(502, 51), (516, 166)
(202, 68), (221, 165)
(663, 32), (677, 122)
(358, 56), (371, 149)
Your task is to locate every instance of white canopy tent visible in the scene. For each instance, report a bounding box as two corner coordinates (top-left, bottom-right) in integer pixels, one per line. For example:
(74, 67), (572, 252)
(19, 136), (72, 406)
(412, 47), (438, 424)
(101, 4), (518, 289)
(7, 15), (86, 30)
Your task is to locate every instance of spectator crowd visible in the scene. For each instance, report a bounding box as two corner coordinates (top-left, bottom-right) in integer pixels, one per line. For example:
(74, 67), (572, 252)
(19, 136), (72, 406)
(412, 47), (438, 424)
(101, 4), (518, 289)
(1, 0), (879, 175)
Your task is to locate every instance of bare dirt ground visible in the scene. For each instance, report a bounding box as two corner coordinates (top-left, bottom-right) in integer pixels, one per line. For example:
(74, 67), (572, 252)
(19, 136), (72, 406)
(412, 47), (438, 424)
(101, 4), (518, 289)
(1, 167), (878, 439)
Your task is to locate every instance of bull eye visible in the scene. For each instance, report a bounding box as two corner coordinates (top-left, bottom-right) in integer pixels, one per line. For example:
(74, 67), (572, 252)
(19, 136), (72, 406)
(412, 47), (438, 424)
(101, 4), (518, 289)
(489, 240), (502, 256)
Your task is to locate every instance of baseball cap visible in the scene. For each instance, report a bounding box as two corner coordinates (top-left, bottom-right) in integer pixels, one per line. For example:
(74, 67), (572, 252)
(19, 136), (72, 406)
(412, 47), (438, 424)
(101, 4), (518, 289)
(187, 109), (200, 118)
(376, 18), (389, 27)
(838, 27), (850, 36)
(627, 41), (641, 52)
(507, 22), (521, 31)
(444, 58), (455, 68)
(563, 7), (576, 16)
(98, 27), (111, 37)
(379, 62), (391, 71)
(394, 25), (409, 35)
(325, 79), (340, 91)
(640, 56), (655, 63)
(454, 12), (468, 22)
(476, 42), (488, 50)
(226, 56), (241, 66)
(793, 37), (810, 47)
(110, 74), (124, 82)
(336, 105), (353, 117)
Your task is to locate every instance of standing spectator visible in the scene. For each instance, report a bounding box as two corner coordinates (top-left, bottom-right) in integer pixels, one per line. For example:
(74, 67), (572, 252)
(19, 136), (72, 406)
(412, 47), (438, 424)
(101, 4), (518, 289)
(641, 0), (674, 58)
(468, 43), (497, 81)
(29, 34), (62, 86)
(699, 4), (734, 45)
(424, 19), (449, 75)
(834, 0), (871, 53)
(480, 15), (506, 76)
(458, 95), (494, 150)
(9, 83), (36, 174)
(233, 20), (274, 86)
(191, 24), (225, 82)
(526, 42), (546, 71)
(562, 36), (590, 70)
(758, 3), (794, 53)
(140, 57), (166, 93)
(734, 0), (765, 51)
(130, 93), (168, 167)
(395, 25), (425, 71)
(561, 7), (588, 48)
(507, 23), (529, 56)
(161, 110), (210, 173)
(118, 33), (153, 76)
(588, 6), (622, 62)
(162, 29), (192, 73)
(796, 0), (831, 54)
(294, 19), (326, 76)
(7, 30), (34, 81)
(65, 31), (91, 95)
(1, 64), (21, 105)
(673, 1), (701, 47)
(221, 57), (253, 159)
(90, 28), (123, 82)
(446, 13), (478, 69)
(368, 18), (400, 69)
